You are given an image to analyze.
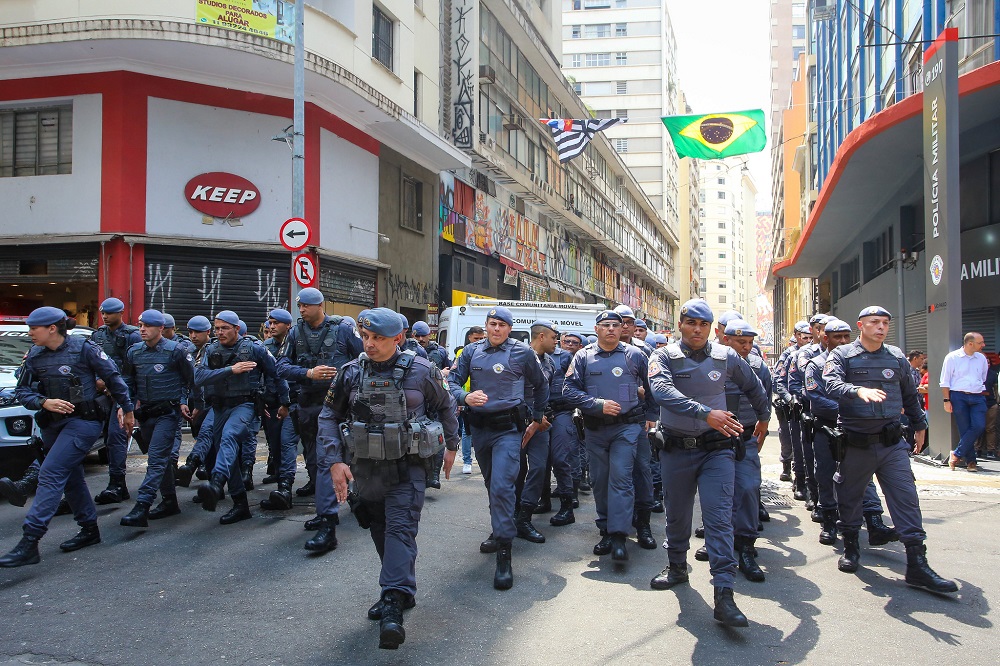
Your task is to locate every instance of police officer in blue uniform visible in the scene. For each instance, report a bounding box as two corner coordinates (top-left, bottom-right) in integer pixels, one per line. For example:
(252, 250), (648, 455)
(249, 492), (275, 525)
(159, 312), (194, 482)
(773, 334), (800, 482)
(398, 314), (428, 360)
(175, 316), (214, 487)
(544, 331), (579, 526)
(563, 310), (658, 563)
(774, 321), (812, 498)
(260, 308), (298, 510)
(558, 332), (589, 493)
(0, 307), (135, 567)
(90, 297), (141, 505)
(277, 288), (363, 551)
(448, 306), (548, 590)
(411, 321), (449, 369)
(118, 310), (195, 527)
(822, 306), (956, 594)
(647, 299), (769, 627)
(195, 310), (281, 525)
(790, 313), (829, 515)
(318, 308), (459, 649)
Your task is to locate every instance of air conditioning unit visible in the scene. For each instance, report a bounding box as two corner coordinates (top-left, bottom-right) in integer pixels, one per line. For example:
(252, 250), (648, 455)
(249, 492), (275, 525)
(503, 115), (525, 131)
(479, 131), (487, 144)
(615, 207), (627, 217)
(479, 65), (496, 84)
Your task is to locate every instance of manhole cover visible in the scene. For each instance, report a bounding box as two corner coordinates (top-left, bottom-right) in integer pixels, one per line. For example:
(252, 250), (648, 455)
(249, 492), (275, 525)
(760, 489), (791, 507)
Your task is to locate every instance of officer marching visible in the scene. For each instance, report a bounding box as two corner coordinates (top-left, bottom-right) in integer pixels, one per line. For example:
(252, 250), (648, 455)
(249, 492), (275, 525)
(789, 313), (829, 517)
(542, 329), (580, 527)
(118, 310), (196, 527)
(647, 299), (769, 627)
(175, 316), (216, 488)
(0, 307), (135, 567)
(260, 308), (297, 510)
(774, 321), (811, 493)
(318, 308), (459, 649)
(821, 306), (957, 594)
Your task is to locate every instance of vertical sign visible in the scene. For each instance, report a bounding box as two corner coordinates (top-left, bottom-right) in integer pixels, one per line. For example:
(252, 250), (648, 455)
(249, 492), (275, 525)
(451, 0), (477, 149)
(922, 28), (961, 460)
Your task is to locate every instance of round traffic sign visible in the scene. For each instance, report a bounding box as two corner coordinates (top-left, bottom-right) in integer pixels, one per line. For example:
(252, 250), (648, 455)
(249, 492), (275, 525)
(279, 218), (312, 251)
(292, 253), (317, 287)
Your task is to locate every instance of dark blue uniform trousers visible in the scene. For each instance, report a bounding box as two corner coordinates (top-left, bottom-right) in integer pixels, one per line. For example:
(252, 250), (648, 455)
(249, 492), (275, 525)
(170, 417), (183, 465)
(660, 446), (737, 588)
(191, 408), (215, 461)
(548, 412), (577, 495)
(366, 464), (426, 598)
(632, 428), (655, 512)
(241, 415), (261, 468)
(812, 427), (838, 510)
(733, 437), (761, 539)
(835, 438), (925, 544)
(471, 425), (522, 541)
(136, 411), (182, 505)
(776, 412), (792, 464)
(263, 407), (300, 482)
(105, 404), (130, 477)
(518, 429), (550, 506)
(210, 403), (255, 494)
(586, 422), (642, 535)
(24, 417), (104, 537)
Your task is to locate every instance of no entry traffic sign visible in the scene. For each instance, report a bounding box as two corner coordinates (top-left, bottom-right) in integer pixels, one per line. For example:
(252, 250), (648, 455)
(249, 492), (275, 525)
(292, 253), (317, 287)
(279, 217), (312, 252)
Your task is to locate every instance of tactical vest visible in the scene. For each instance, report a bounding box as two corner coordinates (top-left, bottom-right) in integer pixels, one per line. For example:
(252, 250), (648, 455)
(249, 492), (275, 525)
(129, 339), (185, 403)
(467, 340), (526, 412)
(578, 343), (642, 412)
(92, 324), (138, 369)
(28, 336), (100, 403)
(426, 342), (449, 369)
(203, 337), (261, 399)
(549, 348), (571, 398)
(837, 343), (907, 422)
(661, 342), (729, 435)
(292, 317), (343, 393)
(805, 351), (838, 420)
(263, 336), (283, 399)
(726, 353), (764, 427)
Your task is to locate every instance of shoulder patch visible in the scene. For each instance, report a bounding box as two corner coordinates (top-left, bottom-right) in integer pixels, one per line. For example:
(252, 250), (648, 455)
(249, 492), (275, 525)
(648, 359), (662, 377)
(823, 360), (835, 374)
(805, 375), (819, 391)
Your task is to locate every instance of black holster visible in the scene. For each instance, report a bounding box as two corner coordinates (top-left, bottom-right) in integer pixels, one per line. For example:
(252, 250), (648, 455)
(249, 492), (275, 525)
(572, 409), (586, 441)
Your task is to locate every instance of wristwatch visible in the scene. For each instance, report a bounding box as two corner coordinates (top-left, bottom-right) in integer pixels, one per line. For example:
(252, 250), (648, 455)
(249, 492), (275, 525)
(943, 398), (950, 403)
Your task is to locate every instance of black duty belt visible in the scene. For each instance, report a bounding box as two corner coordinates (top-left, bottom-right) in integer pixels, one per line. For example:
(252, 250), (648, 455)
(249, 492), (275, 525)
(843, 423), (902, 448)
(583, 406), (647, 430)
(815, 416), (838, 430)
(135, 401), (179, 421)
(209, 395), (255, 410)
(663, 430), (734, 452)
(547, 398), (573, 414)
(465, 407), (523, 431)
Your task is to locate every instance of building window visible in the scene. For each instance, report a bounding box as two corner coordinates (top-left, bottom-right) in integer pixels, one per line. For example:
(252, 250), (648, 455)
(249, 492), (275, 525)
(615, 0), (627, 7)
(718, 222), (726, 229)
(453, 257), (462, 282)
(841, 256), (860, 295)
(792, 24), (805, 39)
(482, 267), (490, 288)
(584, 0), (611, 7)
(616, 109), (628, 119)
(717, 191), (726, 200)
(585, 24), (611, 38)
(571, 25), (582, 38)
(792, 3), (805, 17)
(615, 23), (627, 37)
(616, 81), (628, 94)
(372, 5), (394, 71)
(573, 82), (583, 94)
(718, 252), (727, 259)
(616, 51), (628, 65)
(718, 281), (727, 289)
(0, 105), (73, 177)
(717, 177), (725, 185)
(570, 55), (581, 67)
(466, 260), (475, 285)
(717, 236), (726, 244)
(615, 138), (628, 153)
(413, 70), (421, 118)
(719, 295), (727, 303)
(586, 53), (611, 67)
(401, 177), (423, 232)
(700, 277), (707, 291)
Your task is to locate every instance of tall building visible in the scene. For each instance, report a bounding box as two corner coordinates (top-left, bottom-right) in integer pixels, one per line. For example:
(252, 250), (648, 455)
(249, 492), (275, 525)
(676, 91), (701, 312)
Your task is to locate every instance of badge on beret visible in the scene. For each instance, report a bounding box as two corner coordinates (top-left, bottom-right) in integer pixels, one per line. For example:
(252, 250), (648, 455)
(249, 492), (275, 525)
(154, 364), (164, 373)
(735, 329), (743, 336)
(882, 369), (894, 379)
(489, 309), (497, 316)
(805, 375), (818, 391)
(648, 360), (662, 377)
(363, 317), (372, 327)
(680, 306), (688, 315)
(612, 366), (623, 377)
(708, 370), (722, 381)
(59, 365), (71, 375)
(493, 363), (504, 374)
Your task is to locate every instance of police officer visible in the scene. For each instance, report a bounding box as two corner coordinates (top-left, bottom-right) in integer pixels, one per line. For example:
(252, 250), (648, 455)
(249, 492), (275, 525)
(721, 319), (771, 582)
(260, 308), (298, 510)
(563, 310), (658, 563)
(647, 299), (769, 628)
(398, 314), (428, 360)
(558, 332), (589, 493)
(194, 310), (281, 524)
(633, 319), (649, 343)
(0, 307), (135, 567)
(118, 310), (195, 527)
(543, 330), (580, 526)
(175, 316), (214, 487)
(276, 287), (363, 551)
(789, 314), (829, 516)
(318, 308), (459, 649)
(159, 312), (193, 482)
(448, 306), (548, 590)
(773, 333), (800, 482)
(90, 297), (141, 505)
(822, 306), (956, 594)
(412, 321), (449, 370)
(774, 320), (812, 500)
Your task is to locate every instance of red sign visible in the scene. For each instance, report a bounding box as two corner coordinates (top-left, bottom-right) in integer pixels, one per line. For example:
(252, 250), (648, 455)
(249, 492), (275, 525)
(184, 172), (261, 219)
(293, 253), (317, 287)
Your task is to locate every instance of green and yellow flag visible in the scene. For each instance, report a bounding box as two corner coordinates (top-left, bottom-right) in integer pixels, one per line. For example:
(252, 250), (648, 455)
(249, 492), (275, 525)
(662, 109), (766, 159)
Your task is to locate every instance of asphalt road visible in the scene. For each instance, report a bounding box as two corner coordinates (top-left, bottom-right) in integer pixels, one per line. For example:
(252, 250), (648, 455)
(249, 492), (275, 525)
(0, 440), (997, 666)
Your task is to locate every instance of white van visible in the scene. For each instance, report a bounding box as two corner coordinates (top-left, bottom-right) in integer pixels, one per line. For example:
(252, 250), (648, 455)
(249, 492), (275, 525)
(436, 299), (608, 358)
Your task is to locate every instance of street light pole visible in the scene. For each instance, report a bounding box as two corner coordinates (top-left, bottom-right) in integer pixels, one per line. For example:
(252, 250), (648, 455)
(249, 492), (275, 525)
(291, 0), (306, 305)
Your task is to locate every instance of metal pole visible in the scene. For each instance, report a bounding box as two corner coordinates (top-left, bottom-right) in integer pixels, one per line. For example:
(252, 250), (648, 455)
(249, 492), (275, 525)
(291, 0), (306, 305)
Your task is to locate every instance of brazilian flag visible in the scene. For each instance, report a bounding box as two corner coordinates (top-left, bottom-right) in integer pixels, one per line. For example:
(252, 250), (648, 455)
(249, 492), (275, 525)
(662, 109), (766, 159)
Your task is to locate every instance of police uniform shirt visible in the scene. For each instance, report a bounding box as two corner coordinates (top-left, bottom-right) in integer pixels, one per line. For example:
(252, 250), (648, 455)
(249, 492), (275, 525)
(774, 343), (802, 403)
(263, 336), (292, 405)
(822, 339), (927, 434)
(548, 347), (573, 410)
(788, 343), (820, 398)
(804, 351), (839, 421)
(727, 353), (771, 429)
(194, 335), (280, 392)
(16, 336), (134, 413)
(92, 324), (141, 370)
(123, 337), (196, 404)
(423, 341), (451, 371)
(402, 337), (429, 360)
(448, 337), (549, 421)
(630, 338), (654, 358)
(317, 352), (460, 465)
(562, 342), (658, 420)
(277, 316), (364, 390)
(526, 351), (556, 407)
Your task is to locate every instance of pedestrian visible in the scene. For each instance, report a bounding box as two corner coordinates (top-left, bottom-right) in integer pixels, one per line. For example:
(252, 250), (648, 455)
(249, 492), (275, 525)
(260, 309), (298, 510)
(562, 310), (658, 563)
(822, 306), (957, 594)
(978, 352), (1000, 459)
(118, 310), (195, 527)
(447, 306), (548, 590)
(318, 308), (459, 649)
(646, 299), (769, 628)
(0, 307), (135, 567)
(940, 331), (988, 472)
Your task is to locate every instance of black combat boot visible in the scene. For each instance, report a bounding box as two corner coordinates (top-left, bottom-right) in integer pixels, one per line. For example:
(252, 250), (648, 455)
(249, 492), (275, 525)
(571, 480), (580, 508)
(0, 465), (40, 507)
(262, 455), (278, 485)
(651, 482), (665, 513)
(811, 507), (823, 523)
(304, 515), (324, 531)
(593, 530), (613, 556)
(532, 486), (552, 514)
(515, 503), (545, 543)
(368, 593), (416, 620)
(864, 511), (899, 546)
(736, 535), (765, 582)
(792, 476), (807, 501)
(904, 543), (958, 594)
(241, 463), (254, 491)
(818, 509), (838, 546)
(59, 522), (101, 552)
(713, 587), (749, 627)
(55, 497), (71, 516)
(94, 474), (129, 505)
(779, 460), (792, 482)
(493, 539), (513, 590)
(304, 515), (338, 552)
(0, 534), (41, 567)
(694, 524), (705, 539)
(694, 545), (709, 561)
(838, 529), (860, 573)
(197, 474), (226, 512)
(427, 463), (442, 490)
(120, 501), (151, 528)
(378, 591), (406, 649)
(175, 456), (201, 487)
(634, 508), (657, 550)
(220, 492), (252, 525)
(261, 481), (294, 510)
(650, 562), (689, 590)
(610, 533), (629, 562)
(295, 476), (316, 497)
(579, 465), (591, 493)
(549, 495), (576, 526)
(195, 468), (210, 481)
(804, 486), (817, 511)
(148, 495), (181, 520)
(759, 499), (770, 522)
(480, 533), (498, 553)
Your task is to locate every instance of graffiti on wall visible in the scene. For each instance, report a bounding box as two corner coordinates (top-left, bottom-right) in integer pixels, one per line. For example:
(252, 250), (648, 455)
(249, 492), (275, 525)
(387, 271), (434, 306)
(452, 0), (475, 149)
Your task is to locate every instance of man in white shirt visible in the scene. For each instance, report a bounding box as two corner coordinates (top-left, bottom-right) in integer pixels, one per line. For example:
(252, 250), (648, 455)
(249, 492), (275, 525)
(940, 332), (988, 471)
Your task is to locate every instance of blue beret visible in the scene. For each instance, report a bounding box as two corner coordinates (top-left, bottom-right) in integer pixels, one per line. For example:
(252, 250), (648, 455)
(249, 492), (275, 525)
(634, 319), (647, 329)
(398, 314), (410, 330)
(531, 319), (558, 333)
(238, 320), (247, 336)
(679, 298), (713, 323)
(26, 306), (67, 327)
(596, 310), (623, 324)
(343, 316), (356, 328)
(359, 307), (404, 337)
(100, 297), (125, 313)
(486, 306), (513, 327)
(793, 320), (811, 333)
(858, 305), (892, 320)
(138, 309), (165, 327)
(162, 313), (176, 328)
(724, 319), (757, 337)
(412, 321), (431, 336)
(823, 318), (853, 333)
(613, 304), (635, 319)
(268, 308), (293, 325)
(561, 331), (583, 342)
(809, 313), (828, 325)
(652, 333), (668, 345)
(586, 335), (597, 344)
(187, 316), (212, 332)
(718, 310), (744, 327)
(296, 287), (325, 305)
(215, 310), (240, 327)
